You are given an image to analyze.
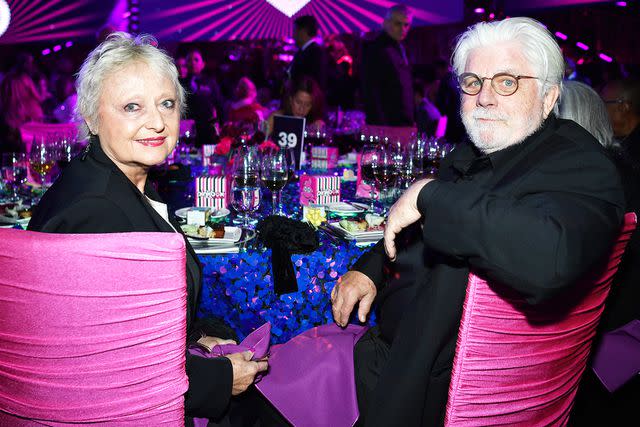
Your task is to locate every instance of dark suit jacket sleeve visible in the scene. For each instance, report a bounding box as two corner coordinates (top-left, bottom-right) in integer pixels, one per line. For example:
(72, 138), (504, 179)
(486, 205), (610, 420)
(185, 354), (233, 418)
(350, 240), (386, 288)
(416, 148), (625, 305)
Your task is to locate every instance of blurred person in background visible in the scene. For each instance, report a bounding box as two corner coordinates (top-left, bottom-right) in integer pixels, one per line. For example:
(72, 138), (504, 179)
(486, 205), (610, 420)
(361, 3), (414, 126)
(413, 78), (442, 137)
(51, 74), (78, 124)
(175, 56), (189, 80)
(601, 78), (640, 170)
(326, 35), (356, 110)
(0, 71), (44, 153)
(181, 49), (224, 146)
(228, 77), (266, 124)
(267, 76), (325, 136)
(289, 15), (327, 93)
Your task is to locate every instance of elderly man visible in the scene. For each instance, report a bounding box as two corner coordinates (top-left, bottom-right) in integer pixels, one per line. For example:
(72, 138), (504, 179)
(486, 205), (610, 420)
(361, 3), (414, 126)
(332, 17), (625, 426)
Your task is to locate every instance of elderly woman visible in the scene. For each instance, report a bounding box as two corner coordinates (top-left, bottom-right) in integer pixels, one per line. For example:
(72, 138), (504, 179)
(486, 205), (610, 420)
(266, 76), (325, 136)
(27, 33), (267, 423)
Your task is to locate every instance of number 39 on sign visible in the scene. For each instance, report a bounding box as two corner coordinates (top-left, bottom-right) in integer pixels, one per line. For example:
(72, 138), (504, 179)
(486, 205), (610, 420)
(277, 132), (297, 148)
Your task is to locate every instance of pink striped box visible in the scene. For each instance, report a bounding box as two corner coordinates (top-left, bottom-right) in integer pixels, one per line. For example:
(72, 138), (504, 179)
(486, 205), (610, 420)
(299, 175), (341, 206)
(311, 146), (339, 169)
(195, 176), (229, 209)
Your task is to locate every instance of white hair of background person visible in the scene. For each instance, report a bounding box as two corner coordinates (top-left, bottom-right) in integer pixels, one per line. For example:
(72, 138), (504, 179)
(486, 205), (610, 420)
(558, 80), (617, 149)
(451, 17), (564, 101)
(75, 32), (185, 140)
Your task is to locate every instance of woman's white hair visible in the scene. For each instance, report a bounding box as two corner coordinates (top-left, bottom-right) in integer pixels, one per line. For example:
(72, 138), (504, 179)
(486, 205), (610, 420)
(75, 32), (185, 140)
(451, 17), (564, 101)
(558, 80), (616, 149)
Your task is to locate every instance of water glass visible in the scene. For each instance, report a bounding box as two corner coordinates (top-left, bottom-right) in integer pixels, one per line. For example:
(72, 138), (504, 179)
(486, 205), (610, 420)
(231, 184), (261, 229)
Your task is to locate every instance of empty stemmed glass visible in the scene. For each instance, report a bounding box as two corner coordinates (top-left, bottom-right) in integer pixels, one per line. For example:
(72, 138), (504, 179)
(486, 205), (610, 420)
(400, 141), (423, 190)
(29, 137), (56, 190)
(1, 153), (28, 202)
(360, 143), (379, 212)
(260, 148), (289, 216)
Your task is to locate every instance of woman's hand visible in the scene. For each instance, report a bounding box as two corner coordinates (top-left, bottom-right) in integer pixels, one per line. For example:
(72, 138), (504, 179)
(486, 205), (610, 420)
(225, 351), (269, 395)
(196, 335), (236, 352)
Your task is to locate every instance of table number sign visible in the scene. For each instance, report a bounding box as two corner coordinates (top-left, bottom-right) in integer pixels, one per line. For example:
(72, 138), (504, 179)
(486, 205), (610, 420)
(273, 114), (305, 170)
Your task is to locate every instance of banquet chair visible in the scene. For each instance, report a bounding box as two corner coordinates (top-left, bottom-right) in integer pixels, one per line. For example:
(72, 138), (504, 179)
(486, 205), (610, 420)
(19, 122), (79, 153)
(0, 229), (189, 426)
(444, 212), (637, 426)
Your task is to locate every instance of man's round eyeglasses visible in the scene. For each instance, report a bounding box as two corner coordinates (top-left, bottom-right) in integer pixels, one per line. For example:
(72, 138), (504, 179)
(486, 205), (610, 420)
(457, 72), (540, 96)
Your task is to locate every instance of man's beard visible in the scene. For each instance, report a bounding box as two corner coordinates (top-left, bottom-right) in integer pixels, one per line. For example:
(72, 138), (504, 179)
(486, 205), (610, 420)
(462, 107), (545, 154)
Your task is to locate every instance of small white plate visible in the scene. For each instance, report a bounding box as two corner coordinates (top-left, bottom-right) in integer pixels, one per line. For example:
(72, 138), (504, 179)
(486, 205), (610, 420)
(325, 202), (368, 214)
(182, 225), (242, 243)
(175, 207), (230, 220)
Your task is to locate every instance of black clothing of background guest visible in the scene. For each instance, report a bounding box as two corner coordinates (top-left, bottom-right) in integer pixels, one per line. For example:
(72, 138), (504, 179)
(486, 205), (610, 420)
(289, 15), (327, 93)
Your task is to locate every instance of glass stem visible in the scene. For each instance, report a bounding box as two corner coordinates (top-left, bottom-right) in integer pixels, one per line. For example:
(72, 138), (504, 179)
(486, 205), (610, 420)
(369, 186), (375, 212)
(272, 192), (277, 215)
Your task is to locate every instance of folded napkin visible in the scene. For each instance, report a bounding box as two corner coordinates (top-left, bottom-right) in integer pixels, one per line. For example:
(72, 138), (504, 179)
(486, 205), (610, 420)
(257, 216), (319, 294)
(189, 322), (271, 360)
(591, 319), (640, 393)
(256, 323), (368, 427)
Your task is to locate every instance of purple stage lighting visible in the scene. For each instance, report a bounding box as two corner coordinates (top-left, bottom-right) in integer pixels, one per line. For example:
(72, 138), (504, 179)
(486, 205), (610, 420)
(554, 31), (568, 40)
(41, 48), (51, 55)
(576, 42), (589, 51)
(615, 1), (627, 6)
(599, 53), (613, 62)
(474, 7), (485, 14)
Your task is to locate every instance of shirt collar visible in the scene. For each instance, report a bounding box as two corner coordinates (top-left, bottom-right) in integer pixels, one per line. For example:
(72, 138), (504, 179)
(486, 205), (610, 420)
(300, 38), (318, 52)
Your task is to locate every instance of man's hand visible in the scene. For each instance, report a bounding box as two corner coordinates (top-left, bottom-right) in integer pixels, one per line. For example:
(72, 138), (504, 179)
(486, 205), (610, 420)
(384, 178), (433, 261)
(226, 351), (269, 396)
(331, 270), (377, 327)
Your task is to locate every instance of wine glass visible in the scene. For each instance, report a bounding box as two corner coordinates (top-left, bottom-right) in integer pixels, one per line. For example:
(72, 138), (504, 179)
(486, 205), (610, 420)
(2, 153), (28, 202)
(372, 145), (397, 213)
(260, 149), (289, 215)
(360, 143), (379, 212)
(29, 136), (56, 190)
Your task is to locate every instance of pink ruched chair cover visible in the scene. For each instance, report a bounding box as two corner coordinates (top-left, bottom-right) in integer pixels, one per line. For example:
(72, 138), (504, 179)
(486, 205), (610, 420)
(445, 212), (637, 426)
(0, 229), (189, 426)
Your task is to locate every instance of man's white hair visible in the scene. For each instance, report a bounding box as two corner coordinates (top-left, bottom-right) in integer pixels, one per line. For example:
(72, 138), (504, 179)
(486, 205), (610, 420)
(75, 32), (185, 140)
(451, 17), (564, 101)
